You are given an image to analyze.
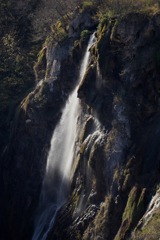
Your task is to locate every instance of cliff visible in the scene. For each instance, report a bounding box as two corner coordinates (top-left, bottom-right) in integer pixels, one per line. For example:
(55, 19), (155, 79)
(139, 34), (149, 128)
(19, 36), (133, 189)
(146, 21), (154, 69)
(51, 10), (160, 240)
(1, 2), (160, 240)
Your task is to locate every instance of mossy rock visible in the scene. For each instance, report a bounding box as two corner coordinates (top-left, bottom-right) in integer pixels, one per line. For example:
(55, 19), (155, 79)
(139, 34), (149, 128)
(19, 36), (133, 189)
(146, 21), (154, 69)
(115, 186), (147, 240)
(133, 207), (160, 240)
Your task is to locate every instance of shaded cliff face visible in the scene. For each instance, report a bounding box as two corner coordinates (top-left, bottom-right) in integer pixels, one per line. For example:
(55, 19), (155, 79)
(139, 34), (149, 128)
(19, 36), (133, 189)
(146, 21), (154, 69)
(0, 6), (97, 240)
(2, 6), (160, 240)
(1, 40), (80, 240)
(50, 12), (160, 240)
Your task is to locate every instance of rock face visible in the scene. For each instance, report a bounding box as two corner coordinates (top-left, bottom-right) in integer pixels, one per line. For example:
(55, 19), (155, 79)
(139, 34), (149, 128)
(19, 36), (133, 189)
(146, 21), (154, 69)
(0, 39), (80, 240)
(1, 6), (160, 240)
(49, 12), (160, 240)
(0, 6), (97, 240)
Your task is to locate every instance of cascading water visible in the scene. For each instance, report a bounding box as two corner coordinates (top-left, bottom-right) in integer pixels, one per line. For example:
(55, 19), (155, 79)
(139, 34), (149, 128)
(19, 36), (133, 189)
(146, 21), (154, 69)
(32, 33), (96, 240)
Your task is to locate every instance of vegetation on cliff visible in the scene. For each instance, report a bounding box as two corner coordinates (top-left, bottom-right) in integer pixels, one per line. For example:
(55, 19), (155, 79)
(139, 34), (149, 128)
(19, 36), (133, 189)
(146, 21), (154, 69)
(1, 1), (160, 240)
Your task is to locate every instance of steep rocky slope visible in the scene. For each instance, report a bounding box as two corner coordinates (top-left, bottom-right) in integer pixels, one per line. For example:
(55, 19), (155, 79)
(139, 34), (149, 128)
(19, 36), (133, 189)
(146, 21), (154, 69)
(0, 5), (97, 240)
(51, 12), (160, 240)
(1, 4), (160, 240)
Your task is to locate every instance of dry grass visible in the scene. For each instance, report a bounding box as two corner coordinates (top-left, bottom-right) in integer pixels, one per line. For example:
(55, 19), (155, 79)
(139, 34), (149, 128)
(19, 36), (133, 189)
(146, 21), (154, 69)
(97, 0), (160, 16)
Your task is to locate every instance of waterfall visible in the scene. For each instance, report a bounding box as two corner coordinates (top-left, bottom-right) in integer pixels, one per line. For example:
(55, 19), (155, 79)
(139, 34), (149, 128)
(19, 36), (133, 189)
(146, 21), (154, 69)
(32, 33), (95, 240)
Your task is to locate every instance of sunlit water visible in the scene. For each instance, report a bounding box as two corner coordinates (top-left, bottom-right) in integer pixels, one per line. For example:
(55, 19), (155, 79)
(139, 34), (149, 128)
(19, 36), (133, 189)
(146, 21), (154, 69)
(32, 33), (96, 240)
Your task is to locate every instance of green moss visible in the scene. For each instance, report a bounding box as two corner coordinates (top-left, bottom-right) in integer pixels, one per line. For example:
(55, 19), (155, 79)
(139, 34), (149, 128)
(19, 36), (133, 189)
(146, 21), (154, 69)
(134, 208), (160, 239)
(115, 186), (147, 239)
(122, 187), (138, 223)
(122, 187), (146, 225)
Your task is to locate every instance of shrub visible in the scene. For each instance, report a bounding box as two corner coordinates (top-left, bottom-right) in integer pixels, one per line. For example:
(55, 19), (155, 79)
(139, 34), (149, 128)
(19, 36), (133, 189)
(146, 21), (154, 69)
(80, 29), (91, 41)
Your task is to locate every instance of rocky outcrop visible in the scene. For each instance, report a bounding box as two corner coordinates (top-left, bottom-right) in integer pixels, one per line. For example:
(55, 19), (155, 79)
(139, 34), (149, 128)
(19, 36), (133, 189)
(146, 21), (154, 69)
(0, 40), (78, 240)
(0, 6), (97, 240)
(1, 5), (160, 240)
(49, 12), (160, 240)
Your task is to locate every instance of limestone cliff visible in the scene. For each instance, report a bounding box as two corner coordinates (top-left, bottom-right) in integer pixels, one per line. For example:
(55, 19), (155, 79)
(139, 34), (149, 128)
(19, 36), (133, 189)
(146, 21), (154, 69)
(51, 12), (160, 240)
(1, 3), (160, 240)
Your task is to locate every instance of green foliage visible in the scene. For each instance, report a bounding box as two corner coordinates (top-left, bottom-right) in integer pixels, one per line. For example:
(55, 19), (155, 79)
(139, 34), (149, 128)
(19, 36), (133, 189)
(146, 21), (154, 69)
(82, 1), (95, 10)
(97, 14), (109, 35)
(72, 29), (92, 56)
(49, 17), (69, 44)
(80, 29), (91, 42)
(122, 186), (139, 223)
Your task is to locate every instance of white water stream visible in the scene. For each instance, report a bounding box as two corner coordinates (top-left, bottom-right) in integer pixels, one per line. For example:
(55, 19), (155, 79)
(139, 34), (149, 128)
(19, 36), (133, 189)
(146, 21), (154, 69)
(32, 33), (95, 240)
